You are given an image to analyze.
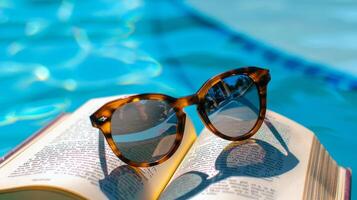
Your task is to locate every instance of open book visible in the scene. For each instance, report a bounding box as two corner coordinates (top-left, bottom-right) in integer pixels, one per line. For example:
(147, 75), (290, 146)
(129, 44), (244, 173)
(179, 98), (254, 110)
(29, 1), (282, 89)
(0, 95), (351, 200)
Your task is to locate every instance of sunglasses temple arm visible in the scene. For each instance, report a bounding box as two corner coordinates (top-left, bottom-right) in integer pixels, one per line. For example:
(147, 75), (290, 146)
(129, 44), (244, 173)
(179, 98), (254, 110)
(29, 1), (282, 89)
(239, 91), (259, 114)
(98, 133), (109, 177)
(264, 119), (291, 155)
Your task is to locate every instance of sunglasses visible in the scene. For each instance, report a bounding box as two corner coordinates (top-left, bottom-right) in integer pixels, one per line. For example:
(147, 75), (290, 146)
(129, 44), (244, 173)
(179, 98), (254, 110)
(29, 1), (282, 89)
(90, 66), (271, 167)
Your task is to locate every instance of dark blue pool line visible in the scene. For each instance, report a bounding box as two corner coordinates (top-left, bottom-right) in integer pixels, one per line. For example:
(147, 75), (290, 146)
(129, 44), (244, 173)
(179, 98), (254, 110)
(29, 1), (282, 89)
(173, 1), (357, 91)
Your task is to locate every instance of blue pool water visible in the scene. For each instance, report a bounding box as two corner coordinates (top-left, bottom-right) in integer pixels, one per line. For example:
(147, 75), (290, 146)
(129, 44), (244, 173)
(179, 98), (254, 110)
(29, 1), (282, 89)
(1, 0), (356, 196)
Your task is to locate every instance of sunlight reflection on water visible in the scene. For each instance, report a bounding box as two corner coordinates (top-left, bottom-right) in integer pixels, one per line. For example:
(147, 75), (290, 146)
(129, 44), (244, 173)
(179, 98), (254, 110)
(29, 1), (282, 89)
(0, 0), (166, 153)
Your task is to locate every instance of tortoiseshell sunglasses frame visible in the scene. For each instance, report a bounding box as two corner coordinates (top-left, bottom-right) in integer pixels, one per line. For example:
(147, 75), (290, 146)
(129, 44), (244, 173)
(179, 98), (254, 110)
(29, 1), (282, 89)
(90, 66), (271, 167)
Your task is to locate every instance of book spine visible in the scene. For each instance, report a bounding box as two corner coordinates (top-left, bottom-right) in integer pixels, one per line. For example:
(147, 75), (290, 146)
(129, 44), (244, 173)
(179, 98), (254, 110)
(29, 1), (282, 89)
(345, 168), (352, 200)
(0, 114), (66, 165)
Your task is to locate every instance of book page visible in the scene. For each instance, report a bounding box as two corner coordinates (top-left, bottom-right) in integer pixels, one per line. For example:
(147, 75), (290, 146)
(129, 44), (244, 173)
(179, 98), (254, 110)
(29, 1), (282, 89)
(0, 95), (197, 200)
(160, 111), (314, 200)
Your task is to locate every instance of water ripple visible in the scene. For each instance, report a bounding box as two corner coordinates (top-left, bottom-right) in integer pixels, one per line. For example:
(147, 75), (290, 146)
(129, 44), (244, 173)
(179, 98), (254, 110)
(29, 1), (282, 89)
(0, 100), (69, 126)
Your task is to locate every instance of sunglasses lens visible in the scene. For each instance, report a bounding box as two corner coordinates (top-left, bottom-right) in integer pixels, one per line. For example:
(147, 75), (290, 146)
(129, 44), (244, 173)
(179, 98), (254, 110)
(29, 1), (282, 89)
(111, 99), (178, 164)
(204, 74), (260, 138)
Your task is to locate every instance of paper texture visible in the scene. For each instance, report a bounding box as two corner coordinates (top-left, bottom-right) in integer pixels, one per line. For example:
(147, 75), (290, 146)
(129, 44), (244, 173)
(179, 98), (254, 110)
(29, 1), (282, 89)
(0, 95), (196, 199)
(160, 111), (314, 200)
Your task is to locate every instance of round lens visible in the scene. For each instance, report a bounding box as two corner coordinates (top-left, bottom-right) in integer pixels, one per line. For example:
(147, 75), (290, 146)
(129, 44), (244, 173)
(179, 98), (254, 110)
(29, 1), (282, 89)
(111, 99), (178, 164)
(203, 74), (260, 138)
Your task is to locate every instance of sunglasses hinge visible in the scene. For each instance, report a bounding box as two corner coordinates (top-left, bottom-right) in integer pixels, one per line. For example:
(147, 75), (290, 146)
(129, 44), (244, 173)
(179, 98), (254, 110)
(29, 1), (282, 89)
(254, 69), (271, 85)
(90, 114), (109, 127)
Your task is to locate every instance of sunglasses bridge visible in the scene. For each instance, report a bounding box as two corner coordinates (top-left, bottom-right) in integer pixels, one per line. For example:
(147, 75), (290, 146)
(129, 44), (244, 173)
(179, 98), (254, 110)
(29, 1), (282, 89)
(174, 94), (199, 109)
